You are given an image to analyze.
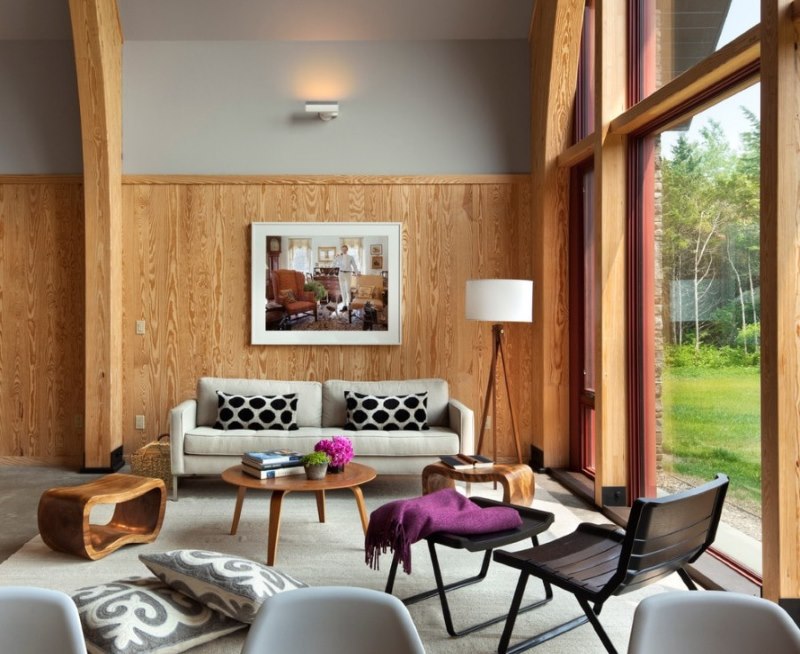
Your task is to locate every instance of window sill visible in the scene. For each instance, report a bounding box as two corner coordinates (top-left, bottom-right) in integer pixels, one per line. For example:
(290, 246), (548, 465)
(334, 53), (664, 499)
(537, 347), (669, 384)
(547, 468), (761, 596)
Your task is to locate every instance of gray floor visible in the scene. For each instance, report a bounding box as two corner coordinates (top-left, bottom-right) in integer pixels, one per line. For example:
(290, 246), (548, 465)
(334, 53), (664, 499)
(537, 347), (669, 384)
(0, 466), (106, 563)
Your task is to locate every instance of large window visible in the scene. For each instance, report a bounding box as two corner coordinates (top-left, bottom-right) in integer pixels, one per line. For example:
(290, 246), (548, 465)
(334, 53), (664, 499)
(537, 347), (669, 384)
(636, 84), (761, 576)
(570, 165), (597, 474)
(633, 0), (759, 100)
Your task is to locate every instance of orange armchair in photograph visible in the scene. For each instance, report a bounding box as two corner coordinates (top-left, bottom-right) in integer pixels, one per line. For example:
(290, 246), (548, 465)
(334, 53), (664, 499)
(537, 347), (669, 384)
(271, 269), (318, 321)
(349, 274), (385, 323)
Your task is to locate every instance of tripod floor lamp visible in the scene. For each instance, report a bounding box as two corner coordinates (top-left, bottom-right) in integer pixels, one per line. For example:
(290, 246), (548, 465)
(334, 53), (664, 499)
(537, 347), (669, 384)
(466, 279), (533, 464)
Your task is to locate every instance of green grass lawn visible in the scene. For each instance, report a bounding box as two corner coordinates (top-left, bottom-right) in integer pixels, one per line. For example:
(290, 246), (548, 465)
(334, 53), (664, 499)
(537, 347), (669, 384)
(661, 366), (761, 508)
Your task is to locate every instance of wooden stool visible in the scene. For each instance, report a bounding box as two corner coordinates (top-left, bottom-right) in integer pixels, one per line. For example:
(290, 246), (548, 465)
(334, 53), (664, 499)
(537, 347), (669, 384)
(38, 473), (166, 560)
(422, 462), (535, 506)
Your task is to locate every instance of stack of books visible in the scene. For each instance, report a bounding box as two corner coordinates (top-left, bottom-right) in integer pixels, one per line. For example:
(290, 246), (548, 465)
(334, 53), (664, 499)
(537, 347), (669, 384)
(438, 453), (494, 470)
(241, 449), (305, 479)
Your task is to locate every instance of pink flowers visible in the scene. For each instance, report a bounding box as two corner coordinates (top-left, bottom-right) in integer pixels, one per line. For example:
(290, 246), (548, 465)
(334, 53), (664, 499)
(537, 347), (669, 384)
(314, 436), (354, 468)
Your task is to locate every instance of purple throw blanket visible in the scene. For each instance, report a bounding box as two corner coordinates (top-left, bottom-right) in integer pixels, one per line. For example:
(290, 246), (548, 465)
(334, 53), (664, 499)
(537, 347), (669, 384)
(365, 489), (522, 574)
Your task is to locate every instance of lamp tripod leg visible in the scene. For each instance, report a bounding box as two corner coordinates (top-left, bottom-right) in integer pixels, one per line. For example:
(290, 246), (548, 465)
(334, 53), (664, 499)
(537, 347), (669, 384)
(496, 335), (524, 464)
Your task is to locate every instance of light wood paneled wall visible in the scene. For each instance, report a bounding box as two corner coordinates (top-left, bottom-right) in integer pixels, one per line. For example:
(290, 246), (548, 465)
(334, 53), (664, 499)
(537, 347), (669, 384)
(121, 179), (532, 458)
(0, 181), (85, 464)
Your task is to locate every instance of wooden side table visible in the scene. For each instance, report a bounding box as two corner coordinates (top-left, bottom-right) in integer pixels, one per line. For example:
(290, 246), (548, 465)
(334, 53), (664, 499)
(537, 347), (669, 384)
(421, 462), (535, 507)
(38, 473), (166, 560)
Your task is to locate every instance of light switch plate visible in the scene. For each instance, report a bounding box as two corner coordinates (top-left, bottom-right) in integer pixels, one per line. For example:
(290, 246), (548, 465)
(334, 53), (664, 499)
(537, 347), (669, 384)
(135, 320), (146, 335)
(135, 415), (145, 430)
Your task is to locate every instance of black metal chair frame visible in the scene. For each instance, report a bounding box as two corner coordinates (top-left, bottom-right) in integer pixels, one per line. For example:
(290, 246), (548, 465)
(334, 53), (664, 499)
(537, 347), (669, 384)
(384, 497), (555, 637)
(494, 473), (729, 654)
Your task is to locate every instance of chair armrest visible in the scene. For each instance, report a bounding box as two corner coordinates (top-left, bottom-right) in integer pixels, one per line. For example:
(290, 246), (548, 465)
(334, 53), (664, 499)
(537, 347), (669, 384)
(169, 399), (197, 475)
(448, 398), (475, 455)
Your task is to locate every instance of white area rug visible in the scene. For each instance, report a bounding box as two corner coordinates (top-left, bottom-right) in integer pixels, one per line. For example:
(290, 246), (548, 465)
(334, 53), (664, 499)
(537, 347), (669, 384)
(0, 475), (682, 653)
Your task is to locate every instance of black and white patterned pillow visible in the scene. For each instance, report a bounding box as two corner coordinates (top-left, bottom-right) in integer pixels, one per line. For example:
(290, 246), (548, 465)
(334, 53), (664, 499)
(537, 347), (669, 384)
(140, 549), (307, 624)
(71, 576), (244, 654)
(214, 391), (298, 430)
(344, 391), (429, 431)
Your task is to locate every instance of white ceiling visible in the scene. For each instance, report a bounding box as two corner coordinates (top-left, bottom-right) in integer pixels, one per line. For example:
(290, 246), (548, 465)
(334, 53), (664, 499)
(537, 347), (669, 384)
(0, 0), (534, 41)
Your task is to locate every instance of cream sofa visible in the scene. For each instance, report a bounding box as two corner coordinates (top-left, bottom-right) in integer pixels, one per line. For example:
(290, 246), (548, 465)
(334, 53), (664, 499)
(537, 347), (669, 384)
(169, 377), (474, 497)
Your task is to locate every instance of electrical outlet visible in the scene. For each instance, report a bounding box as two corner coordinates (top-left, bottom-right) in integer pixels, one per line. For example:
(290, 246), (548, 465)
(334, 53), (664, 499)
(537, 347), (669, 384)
(135, 415), (145, 430)
(135, 320), (146, 335)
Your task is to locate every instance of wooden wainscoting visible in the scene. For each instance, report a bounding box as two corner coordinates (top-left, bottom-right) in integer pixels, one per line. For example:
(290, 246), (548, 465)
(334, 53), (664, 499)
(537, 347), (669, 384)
(0, 179), (85, 464)
(121, 177), (533, 460)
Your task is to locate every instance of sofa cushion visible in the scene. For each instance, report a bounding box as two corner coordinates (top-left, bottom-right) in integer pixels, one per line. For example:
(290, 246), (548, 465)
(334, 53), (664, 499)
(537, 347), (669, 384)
(344, 391), (429, 431)
(322, 379), (449, 428)
(197, 378), (322, 428)
(184, 427), (327, 456)
(214, 392), (298, 431)
(183, 426), (459, 457)
(331, 427), (459, 456)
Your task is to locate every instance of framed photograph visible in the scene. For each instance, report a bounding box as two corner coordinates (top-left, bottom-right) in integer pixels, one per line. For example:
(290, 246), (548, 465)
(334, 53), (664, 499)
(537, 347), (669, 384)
(251, 222), (401, 345)
(370, 244), (383, 256)
(318, 246), (336, 263)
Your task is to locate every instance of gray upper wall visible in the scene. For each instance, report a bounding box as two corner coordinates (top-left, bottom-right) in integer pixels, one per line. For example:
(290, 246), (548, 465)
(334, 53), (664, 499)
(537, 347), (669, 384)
(122, 40), (531, 175)
(0, 40), (82, 174)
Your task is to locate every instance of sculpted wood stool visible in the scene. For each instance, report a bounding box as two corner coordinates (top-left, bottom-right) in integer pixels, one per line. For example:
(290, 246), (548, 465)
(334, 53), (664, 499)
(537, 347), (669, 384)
(421, 462), (535, 507)
(38, 473), (167, 560)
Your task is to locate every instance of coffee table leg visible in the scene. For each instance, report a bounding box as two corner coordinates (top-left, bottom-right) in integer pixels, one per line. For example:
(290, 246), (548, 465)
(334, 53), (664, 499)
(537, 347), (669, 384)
(351, 486), (369, 534)
(315, 490), (326, 523)
(267, 490), (287, 566)
(230, 486), (247, 535)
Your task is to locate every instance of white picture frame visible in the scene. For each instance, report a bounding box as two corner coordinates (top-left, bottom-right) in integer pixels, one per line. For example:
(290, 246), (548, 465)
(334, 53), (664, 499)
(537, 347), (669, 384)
(251, 222), (402, 345)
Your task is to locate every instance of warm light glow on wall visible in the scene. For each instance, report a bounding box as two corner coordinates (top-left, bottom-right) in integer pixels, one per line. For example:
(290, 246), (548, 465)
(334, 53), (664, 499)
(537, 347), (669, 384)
(291, 54), (356, 100)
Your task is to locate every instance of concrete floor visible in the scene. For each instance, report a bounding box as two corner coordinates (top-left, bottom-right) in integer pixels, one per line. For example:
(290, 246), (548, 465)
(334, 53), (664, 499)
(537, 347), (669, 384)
(0, 466), (104, 563)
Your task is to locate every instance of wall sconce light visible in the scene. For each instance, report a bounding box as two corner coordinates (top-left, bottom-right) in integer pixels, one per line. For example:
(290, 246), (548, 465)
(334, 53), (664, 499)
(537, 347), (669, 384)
(305, 101), (339, 121)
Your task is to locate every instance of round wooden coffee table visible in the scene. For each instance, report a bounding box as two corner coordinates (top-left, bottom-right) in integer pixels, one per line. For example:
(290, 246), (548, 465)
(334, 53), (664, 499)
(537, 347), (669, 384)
(222, 463), (377, 565)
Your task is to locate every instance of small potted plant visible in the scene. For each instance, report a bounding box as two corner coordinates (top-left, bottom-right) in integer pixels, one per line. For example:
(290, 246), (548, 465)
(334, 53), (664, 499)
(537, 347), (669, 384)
(314, 436), (354, 473)
(301, 451), (331, 480)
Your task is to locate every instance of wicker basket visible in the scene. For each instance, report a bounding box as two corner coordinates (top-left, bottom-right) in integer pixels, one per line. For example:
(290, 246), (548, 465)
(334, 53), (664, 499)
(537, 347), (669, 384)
(130, 434), (172, 487)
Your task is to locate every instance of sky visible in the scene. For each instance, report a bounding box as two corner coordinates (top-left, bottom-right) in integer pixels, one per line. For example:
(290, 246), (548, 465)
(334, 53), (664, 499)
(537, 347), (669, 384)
(660, 0), (760, 158)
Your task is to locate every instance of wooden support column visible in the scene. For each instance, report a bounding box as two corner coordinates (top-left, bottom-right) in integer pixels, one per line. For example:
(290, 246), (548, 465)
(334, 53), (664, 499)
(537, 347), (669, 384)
(528, 0), (584, 469)
(69, 0), (124, 471)
(594, 1), (628, 506)
(760, 0), (800, 612)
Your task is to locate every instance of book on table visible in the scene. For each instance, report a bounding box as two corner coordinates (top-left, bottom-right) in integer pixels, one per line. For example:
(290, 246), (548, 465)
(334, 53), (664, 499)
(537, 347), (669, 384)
(241, 457), (303, 471)
(439, 453), (494, 470)
(242, 450), (303, 468)
(241, 463), (306, 479)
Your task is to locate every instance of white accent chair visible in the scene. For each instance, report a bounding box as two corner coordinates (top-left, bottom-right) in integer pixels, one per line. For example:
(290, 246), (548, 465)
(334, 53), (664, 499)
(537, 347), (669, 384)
(0, 586), (87, 654)
(241, 586), (425, 654)
(628, 590), (800, 654)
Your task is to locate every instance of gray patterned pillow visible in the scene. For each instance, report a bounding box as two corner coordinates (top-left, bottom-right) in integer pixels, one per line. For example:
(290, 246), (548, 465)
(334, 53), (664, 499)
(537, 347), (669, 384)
(71, 576), (244, 654)
(139, 549), (307, 623)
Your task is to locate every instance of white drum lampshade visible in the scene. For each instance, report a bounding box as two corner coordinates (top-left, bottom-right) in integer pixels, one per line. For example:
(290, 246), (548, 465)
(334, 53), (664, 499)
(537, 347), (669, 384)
(465, 279), (533, 323)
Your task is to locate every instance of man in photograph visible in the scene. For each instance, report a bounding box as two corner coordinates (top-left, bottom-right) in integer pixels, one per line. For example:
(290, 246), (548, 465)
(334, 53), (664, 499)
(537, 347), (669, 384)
(333, 244), (359, 309)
